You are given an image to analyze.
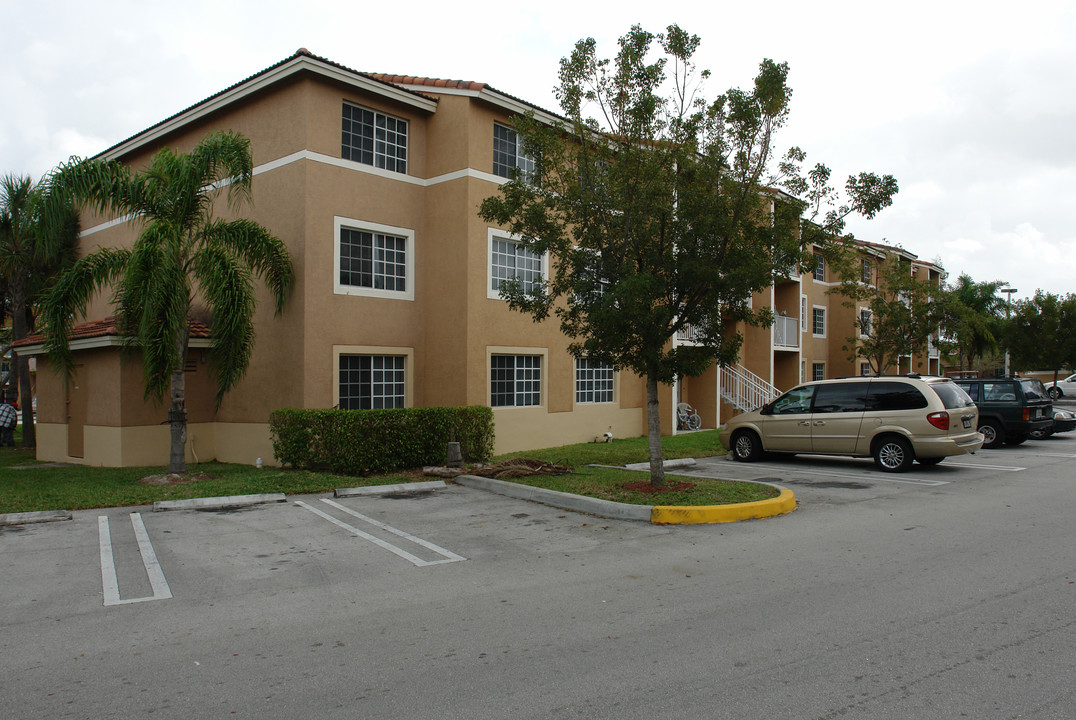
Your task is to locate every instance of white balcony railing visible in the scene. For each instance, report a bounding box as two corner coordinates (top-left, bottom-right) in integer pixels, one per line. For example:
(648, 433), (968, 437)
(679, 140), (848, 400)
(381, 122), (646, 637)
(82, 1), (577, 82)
(774, 315), (799, 349)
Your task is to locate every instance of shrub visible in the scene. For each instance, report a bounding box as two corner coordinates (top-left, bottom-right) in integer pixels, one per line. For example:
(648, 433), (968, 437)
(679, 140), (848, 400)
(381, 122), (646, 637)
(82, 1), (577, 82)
(269, 406), (494, 475)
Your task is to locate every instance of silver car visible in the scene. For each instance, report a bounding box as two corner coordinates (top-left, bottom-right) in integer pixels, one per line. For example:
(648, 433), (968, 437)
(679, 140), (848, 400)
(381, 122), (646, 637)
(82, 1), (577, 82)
(719, 375), (984, 472)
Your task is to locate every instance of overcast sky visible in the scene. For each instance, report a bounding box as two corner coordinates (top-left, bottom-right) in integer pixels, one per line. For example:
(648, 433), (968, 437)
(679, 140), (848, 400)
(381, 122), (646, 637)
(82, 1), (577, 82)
(3, 0), (1074, 301)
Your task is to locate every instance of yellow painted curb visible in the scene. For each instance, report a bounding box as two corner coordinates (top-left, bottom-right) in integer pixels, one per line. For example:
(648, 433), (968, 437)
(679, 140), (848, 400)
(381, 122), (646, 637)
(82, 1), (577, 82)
(650, 488), (797, 525)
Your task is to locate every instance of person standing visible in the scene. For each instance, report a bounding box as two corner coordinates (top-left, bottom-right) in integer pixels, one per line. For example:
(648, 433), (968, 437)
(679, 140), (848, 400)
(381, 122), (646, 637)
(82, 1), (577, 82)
(0, 394), (17, 447)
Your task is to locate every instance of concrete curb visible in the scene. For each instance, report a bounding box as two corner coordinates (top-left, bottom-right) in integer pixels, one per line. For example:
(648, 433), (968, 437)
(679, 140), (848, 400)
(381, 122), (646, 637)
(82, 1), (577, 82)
(153, 493), (287, 512)
(335, 480), (447, 497)
(0, 509), (73, 526)
(453, 475), (653, 521)
(452, 474), (795, 524)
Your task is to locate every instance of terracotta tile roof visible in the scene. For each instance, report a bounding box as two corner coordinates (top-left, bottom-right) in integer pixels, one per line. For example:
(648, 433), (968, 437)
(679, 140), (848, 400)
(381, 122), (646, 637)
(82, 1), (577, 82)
(13, 317), (211, 348)
(367, 73), (487, 92)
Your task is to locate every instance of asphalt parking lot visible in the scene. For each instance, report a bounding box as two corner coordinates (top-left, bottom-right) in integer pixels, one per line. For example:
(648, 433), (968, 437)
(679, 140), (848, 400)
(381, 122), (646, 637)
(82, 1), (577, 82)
(3, 433), (1074, 719)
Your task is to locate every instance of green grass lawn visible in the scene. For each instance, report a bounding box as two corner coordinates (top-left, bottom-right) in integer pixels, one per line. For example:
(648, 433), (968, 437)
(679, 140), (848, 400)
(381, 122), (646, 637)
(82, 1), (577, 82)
(0, 428), (770, 515)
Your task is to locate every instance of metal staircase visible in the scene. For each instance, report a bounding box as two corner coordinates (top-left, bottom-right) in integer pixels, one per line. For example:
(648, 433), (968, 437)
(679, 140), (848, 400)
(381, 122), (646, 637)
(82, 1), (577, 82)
(720, 363), (781, 413)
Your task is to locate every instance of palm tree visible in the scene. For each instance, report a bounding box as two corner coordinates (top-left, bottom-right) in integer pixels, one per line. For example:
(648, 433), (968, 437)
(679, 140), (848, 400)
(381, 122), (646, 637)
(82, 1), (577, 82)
(944, 274), (1006, 373)
(0, 174), (79, 448)
(43, 130), (293, 473)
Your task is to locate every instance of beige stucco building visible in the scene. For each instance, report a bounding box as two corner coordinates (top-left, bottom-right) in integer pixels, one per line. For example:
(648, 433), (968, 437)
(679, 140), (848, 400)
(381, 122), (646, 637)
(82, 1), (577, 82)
(16, 49), (942, 467)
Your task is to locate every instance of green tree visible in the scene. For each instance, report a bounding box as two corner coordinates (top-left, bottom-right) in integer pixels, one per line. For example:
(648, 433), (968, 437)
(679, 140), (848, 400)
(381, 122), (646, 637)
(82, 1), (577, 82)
(479, 25), (897, 484)
(940, 274), (1006, 373)
(0, 174), (79, 448)
(1006, 291), (1076, 385)
(831, 251), (948, 375)
(43, 131), (293, 473)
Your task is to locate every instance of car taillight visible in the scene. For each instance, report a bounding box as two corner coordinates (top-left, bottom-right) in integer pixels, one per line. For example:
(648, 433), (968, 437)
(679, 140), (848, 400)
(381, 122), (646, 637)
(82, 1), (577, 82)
(1022, 409), (1030, 421)
(927, 411), (950, 431)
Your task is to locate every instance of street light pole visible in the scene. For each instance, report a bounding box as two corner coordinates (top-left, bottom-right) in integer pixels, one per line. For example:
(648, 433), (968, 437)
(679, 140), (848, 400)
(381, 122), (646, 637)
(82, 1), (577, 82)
(1001, 287), (1017, 376)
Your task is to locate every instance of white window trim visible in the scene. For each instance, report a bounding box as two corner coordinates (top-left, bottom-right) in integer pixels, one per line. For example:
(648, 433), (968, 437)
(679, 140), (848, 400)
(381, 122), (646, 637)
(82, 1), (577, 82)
(487, 346), (547, 409)
(487, 228), (548, 301)
(334, 217), (415, 301)
(332, 345), (415, 409)
(574, 358), (618, 406)
(812, 305), (827, 338)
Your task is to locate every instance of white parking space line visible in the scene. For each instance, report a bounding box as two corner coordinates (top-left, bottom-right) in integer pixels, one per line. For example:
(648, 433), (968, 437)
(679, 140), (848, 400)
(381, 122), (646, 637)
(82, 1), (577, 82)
(1034, 452), (1076, 458)
(294, 500), (465, 567)
(762, 466), (950, 486)
(942, 462), (1025, 472)
(98, 513), (173, 606)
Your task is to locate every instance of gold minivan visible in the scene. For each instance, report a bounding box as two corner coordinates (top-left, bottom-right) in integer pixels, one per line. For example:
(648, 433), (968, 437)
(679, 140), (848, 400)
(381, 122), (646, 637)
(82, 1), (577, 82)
(718, 375), (983, 472)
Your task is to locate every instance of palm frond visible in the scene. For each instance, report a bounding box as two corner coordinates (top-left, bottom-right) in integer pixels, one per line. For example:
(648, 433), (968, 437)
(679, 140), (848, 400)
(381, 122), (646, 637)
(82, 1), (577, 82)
(191, 243), (255, 408)
(41, 248), (131, 377)
(202, 218), (293, 313)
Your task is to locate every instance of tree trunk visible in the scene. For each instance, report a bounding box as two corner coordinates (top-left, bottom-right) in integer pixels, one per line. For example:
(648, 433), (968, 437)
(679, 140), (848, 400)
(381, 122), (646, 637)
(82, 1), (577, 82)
(10, 279), (35, 448)
(645, 374), (666, 486)
(168, 331), (189, 474)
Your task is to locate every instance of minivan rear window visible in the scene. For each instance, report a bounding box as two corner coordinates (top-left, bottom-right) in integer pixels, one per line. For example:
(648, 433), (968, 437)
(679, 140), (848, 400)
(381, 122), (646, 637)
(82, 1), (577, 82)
(866, 382), (928, 411)
(933, 382), (976, 409)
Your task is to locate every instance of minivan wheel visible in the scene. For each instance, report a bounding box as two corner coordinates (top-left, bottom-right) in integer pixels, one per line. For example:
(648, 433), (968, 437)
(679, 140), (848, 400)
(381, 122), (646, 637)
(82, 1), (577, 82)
(979, 420), (1004, 449)
(731, 430), (763, 462)
(874, 436), (914, 472)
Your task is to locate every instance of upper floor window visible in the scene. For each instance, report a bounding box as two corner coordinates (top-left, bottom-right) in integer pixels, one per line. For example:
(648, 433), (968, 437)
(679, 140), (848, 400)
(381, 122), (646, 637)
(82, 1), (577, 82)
(335, 218), (414, 301)
(813, 253), (825, 282)
(859, 308), (873, 337)
(489, 232), (544, 299)
(493, 123), (536, 183)
(861, 258), (873, 285)
(812, 307), (826, 337)
(342, 102), (408, 173)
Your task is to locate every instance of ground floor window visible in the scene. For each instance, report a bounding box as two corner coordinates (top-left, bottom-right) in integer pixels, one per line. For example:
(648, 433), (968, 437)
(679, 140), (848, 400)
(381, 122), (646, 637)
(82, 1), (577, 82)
(491, 355), (541, 407)
(575, 359), (614, 404)
(339, 355), (406, 409)
(812, 363), (826, 381)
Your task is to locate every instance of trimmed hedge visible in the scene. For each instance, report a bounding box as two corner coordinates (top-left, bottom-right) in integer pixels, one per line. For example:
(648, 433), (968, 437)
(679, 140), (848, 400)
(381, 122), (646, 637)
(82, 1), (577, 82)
(269, 405), (495, 475)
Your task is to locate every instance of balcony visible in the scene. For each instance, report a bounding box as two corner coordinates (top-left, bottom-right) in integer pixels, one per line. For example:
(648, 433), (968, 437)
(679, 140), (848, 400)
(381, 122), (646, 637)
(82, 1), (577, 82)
(774, 315), (799, 350)
(676, 324), (705, 345)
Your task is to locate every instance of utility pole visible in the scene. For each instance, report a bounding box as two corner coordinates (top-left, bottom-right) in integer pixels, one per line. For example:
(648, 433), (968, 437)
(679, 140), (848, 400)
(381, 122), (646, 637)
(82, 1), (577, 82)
(1001, 287), (1017, 376)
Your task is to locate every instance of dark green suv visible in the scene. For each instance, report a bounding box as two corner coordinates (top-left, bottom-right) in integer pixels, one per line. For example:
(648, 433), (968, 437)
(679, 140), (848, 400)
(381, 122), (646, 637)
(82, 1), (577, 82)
(953, 377), (1052, 448)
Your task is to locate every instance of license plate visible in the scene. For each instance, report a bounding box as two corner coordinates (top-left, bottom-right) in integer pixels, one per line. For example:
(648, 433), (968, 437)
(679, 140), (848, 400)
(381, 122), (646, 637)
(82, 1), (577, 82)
(962, 416), (972, 429)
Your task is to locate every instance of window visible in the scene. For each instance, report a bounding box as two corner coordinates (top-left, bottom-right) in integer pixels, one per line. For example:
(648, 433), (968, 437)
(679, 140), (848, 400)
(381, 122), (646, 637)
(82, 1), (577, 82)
(859, 308), (873, 337)
(861, 363), (872, 376)
(800, 295), (808, 334)
(813, 253), (825, 281)
(861, 258), (873, 284)
(339, 355), (405, 409)
(340, 228), (406, 292)
(334, 218), (414, 300)
(493, 123), (536, 183)
(812, 363), (825, 381)
(491, 355), (541, 407)
(812, 307), (826, 336)
(576, 359), (614, 404)
(865, 382), (928, 411)
(813, 383), (869, 413)
(342, 102), (407, 173)
(489, 233), (544, 298)
(771, 385), (816, 415)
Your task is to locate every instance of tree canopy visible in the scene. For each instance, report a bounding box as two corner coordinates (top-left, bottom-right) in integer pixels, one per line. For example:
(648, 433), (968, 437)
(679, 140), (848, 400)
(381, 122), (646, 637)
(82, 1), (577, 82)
(479, 25), (897, 483)
(1006, 291), (1076, 384)
(43, 130), (293, 472)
